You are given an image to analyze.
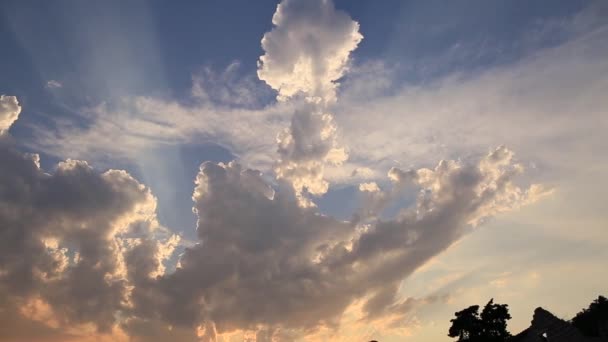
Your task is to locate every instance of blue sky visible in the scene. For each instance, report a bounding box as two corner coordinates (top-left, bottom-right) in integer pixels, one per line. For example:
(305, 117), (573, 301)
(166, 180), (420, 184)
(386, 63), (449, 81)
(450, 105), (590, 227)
(1, 0), (589, 103)
(1, 1), (607, 341)
(0, 0), (594, 230)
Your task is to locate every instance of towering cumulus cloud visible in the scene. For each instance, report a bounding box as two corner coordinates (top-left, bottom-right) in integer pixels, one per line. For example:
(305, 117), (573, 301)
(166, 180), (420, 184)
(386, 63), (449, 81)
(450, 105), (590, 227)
(258, 0), (363, 206)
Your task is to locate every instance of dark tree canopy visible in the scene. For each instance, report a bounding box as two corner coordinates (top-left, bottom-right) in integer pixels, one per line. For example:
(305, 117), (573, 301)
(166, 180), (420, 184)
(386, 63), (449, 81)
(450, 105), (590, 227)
(449, 305), (482, 341)
(448, 299), (511, 342)
(572, 295), (608, 337)
(481, 299), (512, 340)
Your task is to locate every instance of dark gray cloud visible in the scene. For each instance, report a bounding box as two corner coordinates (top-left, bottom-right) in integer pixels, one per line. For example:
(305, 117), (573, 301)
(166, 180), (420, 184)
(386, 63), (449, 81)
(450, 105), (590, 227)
(0, 297), (78, 342)
(122, 147), (543, 339)
(0, 120), (176, 335)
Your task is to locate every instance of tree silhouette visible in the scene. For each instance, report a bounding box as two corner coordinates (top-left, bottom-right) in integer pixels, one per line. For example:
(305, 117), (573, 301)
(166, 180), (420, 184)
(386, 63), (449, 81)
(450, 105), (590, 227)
(572, 295), (608, 337)
(448, 299), (511, 341)
(449, 305), (482, 341)
(480, 299), (512, 340)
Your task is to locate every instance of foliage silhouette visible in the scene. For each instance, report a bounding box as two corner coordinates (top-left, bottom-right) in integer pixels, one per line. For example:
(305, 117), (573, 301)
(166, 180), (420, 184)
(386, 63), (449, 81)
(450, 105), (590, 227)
(571, 295), (608, 337)
(448, 299), (511, 341)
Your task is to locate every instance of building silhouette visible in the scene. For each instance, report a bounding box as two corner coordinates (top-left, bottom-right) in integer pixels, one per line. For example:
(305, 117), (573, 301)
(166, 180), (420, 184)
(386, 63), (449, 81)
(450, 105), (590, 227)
(511, 307), (606, 342)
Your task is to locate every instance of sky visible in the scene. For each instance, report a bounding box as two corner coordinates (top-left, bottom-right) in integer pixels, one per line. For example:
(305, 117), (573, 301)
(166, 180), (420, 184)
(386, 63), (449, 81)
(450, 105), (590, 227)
(0, 0), (607, 341)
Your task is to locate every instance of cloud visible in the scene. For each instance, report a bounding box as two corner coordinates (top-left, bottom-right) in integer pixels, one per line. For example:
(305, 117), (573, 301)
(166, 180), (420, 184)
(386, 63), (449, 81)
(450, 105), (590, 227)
(15, 2), (605, 200)
(0, 111), (178, 336)
(257, 0), (363, 102)
(118, 146), (539, 339)
(256, 0), (362, 205)
(0, 95), (21, 134)
(29, 91), (290, 170)
(191, 62), (272, 109)
(0, 298), (78, 342)
(1, 92), (545, 341)
(45, 80), (63, 89)
(359, 182), (380, 192)
(274, 101), (348, 205)
(334, 17), (608, 179)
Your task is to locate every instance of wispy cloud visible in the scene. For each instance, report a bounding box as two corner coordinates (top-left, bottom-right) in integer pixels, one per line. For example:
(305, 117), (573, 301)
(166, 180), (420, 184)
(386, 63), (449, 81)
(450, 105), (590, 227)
(45, 80), (63, 89)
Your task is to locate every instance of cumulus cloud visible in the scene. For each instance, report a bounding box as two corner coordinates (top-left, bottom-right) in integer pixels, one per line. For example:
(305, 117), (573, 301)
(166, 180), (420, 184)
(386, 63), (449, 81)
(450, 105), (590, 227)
(257, 0), (362, 102)
(116, 146), (540, 339)
(274, 102), (348, 205)
(0, 104), (178, 337)
(257, 0), (362, 205)
(0, 95), (21, 134)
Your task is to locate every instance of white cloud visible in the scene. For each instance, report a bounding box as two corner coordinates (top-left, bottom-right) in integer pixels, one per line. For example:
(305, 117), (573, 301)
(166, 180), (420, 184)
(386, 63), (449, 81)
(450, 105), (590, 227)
(334, 23), (608, 180)
(29, 91), (290, 170)
(0, 95), (21, 134)
(257, 0), (362, 102)
(359, 182), (380, 192)
(191, 61), (272, 108)
(256, 0), (362, 205)
(46, 80), (63, 89)
(274, 101), (348, 205)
